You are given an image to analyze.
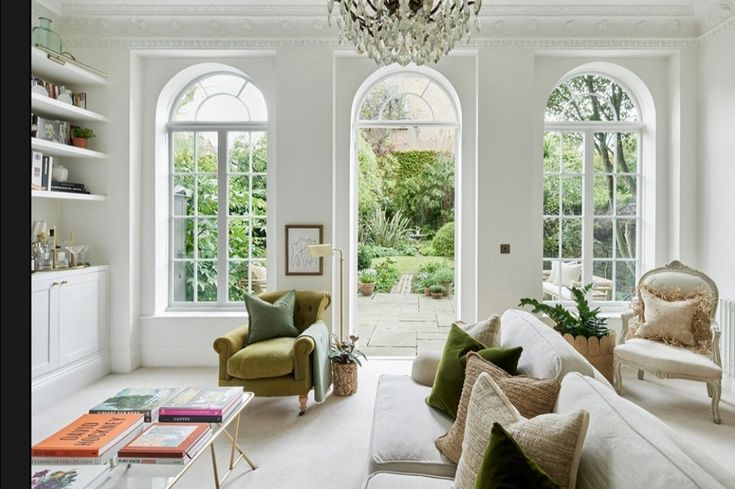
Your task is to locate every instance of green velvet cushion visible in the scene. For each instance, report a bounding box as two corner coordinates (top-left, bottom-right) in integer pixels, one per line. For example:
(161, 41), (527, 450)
(474, 423), (561, 489)
(426, 324), (523, 419)
(245, 289), (299, 345)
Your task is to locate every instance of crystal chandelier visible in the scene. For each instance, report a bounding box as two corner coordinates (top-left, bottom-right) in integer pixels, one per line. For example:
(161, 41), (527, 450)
(327, 0), (482, 66)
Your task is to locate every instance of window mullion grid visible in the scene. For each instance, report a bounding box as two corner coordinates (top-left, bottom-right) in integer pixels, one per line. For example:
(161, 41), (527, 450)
(217, 130), (228, 305)
(169, 132), (175, 305)
(611, 132), (619, 302)
(193, 132), (200, 302)
(582, 130), (594, 301)
(248, 132), (254, 295)
(557, 132), (564, 298)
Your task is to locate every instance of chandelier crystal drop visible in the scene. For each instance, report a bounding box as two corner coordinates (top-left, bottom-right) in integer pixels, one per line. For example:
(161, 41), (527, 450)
(327, 0), (482, 66)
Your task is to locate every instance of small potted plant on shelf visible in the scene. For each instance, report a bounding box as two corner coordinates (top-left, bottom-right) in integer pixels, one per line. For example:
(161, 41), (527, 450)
(358, 268), (377, 296)
(518, 283), (615, 383)
(70, 127), (95, 148)
(430, 284), (445, 299)
(329, 334), (367, 396)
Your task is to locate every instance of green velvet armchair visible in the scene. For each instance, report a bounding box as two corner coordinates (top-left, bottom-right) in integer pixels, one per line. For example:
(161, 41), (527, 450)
(213, 290), (331, 415)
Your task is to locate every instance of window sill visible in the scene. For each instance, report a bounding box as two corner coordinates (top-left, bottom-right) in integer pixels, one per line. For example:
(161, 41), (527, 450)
(141, 310), (247, 319)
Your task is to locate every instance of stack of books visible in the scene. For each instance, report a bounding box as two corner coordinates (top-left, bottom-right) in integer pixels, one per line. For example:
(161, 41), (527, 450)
(32, 413), (145, 465)
(88, 387), (178, 422)
(117, 423), (212, 465)
(158, 387), (244, 423)
(50, 181), (91, 195)
(31, 464), (111, 489)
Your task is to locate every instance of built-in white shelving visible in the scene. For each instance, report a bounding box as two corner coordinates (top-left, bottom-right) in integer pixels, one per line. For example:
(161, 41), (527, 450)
(32, 92), (108, 123)
(31, 46), (107, 86)
(32, 190), (107, 201)
(32, 137), (107, 160)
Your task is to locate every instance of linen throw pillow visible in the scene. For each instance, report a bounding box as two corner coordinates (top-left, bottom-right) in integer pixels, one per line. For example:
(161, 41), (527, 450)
(435, 352), (560, 463)
(454, 372), (589, 489)
(473, 423), (561, 489)
(426, 325), (522, 419)
(244, 289), (299, 345)
(634, 287), (698, 346)
(455, 315), (501, 348)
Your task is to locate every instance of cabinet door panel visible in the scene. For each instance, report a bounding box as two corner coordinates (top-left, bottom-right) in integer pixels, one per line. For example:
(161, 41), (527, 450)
(32, 280), (58, 378)
(58, 272), (103, 365)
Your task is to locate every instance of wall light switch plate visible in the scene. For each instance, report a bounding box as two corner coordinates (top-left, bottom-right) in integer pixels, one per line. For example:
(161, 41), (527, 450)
(500, 244), (510, 254)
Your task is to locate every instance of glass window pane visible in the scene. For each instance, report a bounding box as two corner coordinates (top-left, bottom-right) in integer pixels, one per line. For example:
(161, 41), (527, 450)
(546, 75), (638, 123)
(200, 74), (245, 96)
(615, 261), (637, 301)
(593, 132), (615, 173)
(562, 132), (583, 173)
(252, 174), (266, 193)
(359, 74), (454, 122)
(616, 132), (638, 174)
(250, 260), (268, 294)
(196, 132), (218, 173)
(173, 175), (194, 216)
(561, 218), (582, 259)
(543, 132), (560, 173)
(241, 83), (268, 121)
(173, 218), (194, 259)
(197, 218), (218, 259)
(197, 176), (218, 216)
(561, 176), (583, 216)
(543, 218), (560, 258)
(252, 238), (267, 258)
(616, 175), (637, 216)
(592, 261), (613, 301)
(197, 261), (217, 302)
(543, 176), (560, 215)
(197, 95), (250, 122)
(252, 218), (266, 239)
(228, 132), (251, 173)
(252, 133), (267, 172)
(229, 176), (250, 215)
(229, 218), (250, 259)
(616, 219), (637, 258)
(593, 218), (613, 258)
(173, 132), (194, 173)
(229, 261), (248, 302)
(173, 261), (194, 302)
(252, 191), (266, 217)
(593, 175), (613, 216)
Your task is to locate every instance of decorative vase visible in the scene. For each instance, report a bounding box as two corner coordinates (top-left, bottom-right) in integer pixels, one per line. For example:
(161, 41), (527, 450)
(52, 164), (69, 182)
(332, 362), (358, 396)
(32, 17), (63, 53)
(563, 331), (616, 383)
(71, 137), (88, 148)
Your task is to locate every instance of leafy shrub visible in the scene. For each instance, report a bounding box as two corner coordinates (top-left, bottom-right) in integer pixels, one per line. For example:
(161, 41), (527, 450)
(357, 244), (373, 271)
(430, 284), (445, 294)
(364, 207), (412, 248)
(432, 268), (455, 286)
(418, 261), (444, 275)
(364, 245), (399, 258)
(432, 222), (455, 257)
(358, 268), (377, 284)
(419, 243), (436, 256)
(374, 258), (400, 292)
(412, 271), (431, 293)
(396, 242), (418, 256)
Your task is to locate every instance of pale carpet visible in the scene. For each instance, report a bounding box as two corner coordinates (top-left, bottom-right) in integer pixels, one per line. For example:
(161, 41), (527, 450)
(32, 361), (735, 489)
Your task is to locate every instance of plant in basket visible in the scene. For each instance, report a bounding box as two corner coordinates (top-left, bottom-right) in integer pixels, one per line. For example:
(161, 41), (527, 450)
(329, 334), (367, 396)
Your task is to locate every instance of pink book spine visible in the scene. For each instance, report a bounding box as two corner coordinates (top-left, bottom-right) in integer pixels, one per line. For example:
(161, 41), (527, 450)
(158, 407), (222, 416)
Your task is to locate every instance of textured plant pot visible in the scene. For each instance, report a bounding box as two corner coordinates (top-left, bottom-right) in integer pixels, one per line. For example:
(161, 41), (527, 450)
(563, 331), (616, 383)
(359, 283), (375, 296)
(71, 137), (88, 148)
(424, 287), (432, 297)
(431, 292), (443, 299)
(442, 283), (452, 296)
(332, 362), (358, 396)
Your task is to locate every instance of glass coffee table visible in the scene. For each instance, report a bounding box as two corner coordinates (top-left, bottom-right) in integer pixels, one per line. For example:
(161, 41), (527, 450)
(98, 392), (256, 489)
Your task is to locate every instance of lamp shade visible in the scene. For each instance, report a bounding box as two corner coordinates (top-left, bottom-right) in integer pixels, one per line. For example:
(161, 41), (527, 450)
(308, 243), (334, 258)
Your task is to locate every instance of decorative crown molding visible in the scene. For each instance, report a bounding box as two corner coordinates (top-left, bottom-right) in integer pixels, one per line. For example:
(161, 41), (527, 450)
(695, 0), (735, 33)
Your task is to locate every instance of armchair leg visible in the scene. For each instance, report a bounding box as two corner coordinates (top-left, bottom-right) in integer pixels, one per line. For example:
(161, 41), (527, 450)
(298, 395), (308, 416)
(708, 381), (721, 425)
(707, 382), (713, 398)
(613, 362), (623, 394)
(637, 369), (645, 380)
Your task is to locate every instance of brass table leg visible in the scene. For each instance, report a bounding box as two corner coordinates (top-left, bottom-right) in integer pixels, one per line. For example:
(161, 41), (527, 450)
(209, 411), (257, 488)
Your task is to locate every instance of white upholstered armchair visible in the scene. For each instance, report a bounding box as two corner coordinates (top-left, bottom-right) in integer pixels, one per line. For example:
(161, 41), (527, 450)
(613, 261), (722, 424)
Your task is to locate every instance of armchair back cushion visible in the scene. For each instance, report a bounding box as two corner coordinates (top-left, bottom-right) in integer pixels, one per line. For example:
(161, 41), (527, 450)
(258, 290), (332, 333)
(634, 288), (698, 346)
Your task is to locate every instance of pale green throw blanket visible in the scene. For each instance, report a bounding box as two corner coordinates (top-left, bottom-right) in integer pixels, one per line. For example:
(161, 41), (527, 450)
(299, 321), (332, 402)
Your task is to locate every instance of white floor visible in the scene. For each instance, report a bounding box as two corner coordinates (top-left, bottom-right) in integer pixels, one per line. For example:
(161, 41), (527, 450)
(32, 361), (735, 489)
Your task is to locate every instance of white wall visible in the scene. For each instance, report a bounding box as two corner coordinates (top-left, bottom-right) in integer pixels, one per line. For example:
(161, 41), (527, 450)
(698, 27), (735, 300)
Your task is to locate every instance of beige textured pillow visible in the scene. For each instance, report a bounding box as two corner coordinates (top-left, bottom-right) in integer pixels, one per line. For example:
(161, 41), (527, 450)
(454, 372), (588, 489)
(435, 352), (560, 464)
(634, 288), (697, 346)
(455, 315), (501, 347)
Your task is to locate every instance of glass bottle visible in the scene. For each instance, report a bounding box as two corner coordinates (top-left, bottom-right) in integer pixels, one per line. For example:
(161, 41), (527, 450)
(32, 17), (63, 53)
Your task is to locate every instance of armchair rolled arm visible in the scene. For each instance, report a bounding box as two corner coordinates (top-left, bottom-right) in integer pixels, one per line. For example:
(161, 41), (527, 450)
(293, 322), (321, 382)
(213, 324), (249, 381)
(711, 320), (721, 367)
(619, 311), (636, 345)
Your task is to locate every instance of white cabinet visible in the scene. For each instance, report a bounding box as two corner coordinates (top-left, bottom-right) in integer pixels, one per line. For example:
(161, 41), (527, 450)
(32, 267), (108, 380)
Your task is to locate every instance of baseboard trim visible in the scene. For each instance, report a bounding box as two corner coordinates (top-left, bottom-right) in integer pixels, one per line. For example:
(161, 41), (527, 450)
(141, 346), (218, 367)
(32, 352), (110, 413)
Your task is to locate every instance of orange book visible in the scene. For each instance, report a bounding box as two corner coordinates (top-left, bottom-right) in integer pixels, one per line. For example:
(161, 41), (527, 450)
(32, 413), (144, 458)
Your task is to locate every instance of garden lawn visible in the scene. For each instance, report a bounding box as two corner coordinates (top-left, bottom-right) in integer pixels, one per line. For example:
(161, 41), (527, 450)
(371, 255), (452, 276)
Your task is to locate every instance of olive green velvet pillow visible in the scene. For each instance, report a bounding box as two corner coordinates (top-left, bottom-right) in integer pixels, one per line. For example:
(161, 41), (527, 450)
(425, 324), (523, 419)
(244, 289), (299, 345)
(474, 423), (561, 489)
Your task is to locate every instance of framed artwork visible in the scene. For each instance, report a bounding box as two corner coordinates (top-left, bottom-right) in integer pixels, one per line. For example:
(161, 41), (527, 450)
(285, 225), (323, 275)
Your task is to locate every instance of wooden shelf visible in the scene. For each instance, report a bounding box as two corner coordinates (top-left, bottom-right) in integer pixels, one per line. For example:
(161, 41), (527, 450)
(31, 138), (107, 160)
(32, 190), (106, 201)
(32, 46), (107, 86)
(32, 92), (107, 123)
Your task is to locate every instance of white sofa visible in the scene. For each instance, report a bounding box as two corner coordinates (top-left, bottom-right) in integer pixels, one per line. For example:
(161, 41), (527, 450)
(364, 309), (734, 489)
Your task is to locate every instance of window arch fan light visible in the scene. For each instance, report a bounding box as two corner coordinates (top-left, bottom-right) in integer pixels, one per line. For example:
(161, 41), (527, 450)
(328, 0), (482, 66)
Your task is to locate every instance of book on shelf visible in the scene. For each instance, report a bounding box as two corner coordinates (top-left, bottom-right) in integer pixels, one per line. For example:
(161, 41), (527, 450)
(117, 423), (212, 465)
(41, 155), (54, 191)
(89, 387), (178, 422)
(157, 394), (244, 423)
(32, 413), (145, 464)
(32, 151), (44, 189)
(31, 464), (111, 489)
(158, 387), (243, 417)
(50, 182), (91, 194)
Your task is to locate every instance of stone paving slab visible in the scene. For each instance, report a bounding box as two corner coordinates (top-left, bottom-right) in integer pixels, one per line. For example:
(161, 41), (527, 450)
(368, 329), (417, 347)
(362, 346), (417, 357)
(417, 339), (447, 354)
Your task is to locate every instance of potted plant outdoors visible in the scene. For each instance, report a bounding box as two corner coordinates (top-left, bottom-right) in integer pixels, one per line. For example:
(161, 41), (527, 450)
(329, 334), (367, 396)
(518, 283), (615, 383)
(413, 271), (432, 296)
(358, 268), (377, 296)
(432, 268), (454, 297)
(70, 127), (96, 148)
(430, 284), (445, 299)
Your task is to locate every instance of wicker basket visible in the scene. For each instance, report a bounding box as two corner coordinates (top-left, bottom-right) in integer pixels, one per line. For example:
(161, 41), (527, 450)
(332, 362), (358, 396)
(563, 331), (616, 384)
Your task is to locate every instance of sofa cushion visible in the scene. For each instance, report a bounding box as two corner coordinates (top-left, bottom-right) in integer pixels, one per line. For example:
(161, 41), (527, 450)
(364, 472), (453, 489)
(500, 309), (595, 381)
(615, 338), (721, 378)
(555, 372), (735, 489)
(455, 314), (502, 348)
(226, 337), (295, 379)
(634, 288), (698, 345)
(370, 375), (456, 478)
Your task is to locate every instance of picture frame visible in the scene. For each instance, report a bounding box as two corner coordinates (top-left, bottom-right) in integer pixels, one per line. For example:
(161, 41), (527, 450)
(285, 225), (324, 275)
(36, 116), (69, 145)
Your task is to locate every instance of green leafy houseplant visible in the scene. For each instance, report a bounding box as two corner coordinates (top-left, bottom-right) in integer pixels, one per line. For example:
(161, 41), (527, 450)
(518, 283), (610, 338)
(358, 268), (377, 284)
(430, 284), (445, 294)
(329, 334), (368, 366)
(330, 334), (367, 397)
(70, 127), (96, 139)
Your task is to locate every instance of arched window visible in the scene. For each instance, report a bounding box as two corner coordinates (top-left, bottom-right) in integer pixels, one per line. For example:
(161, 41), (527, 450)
(543, 74), (642, 303)
(168, 72), (268, 307)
